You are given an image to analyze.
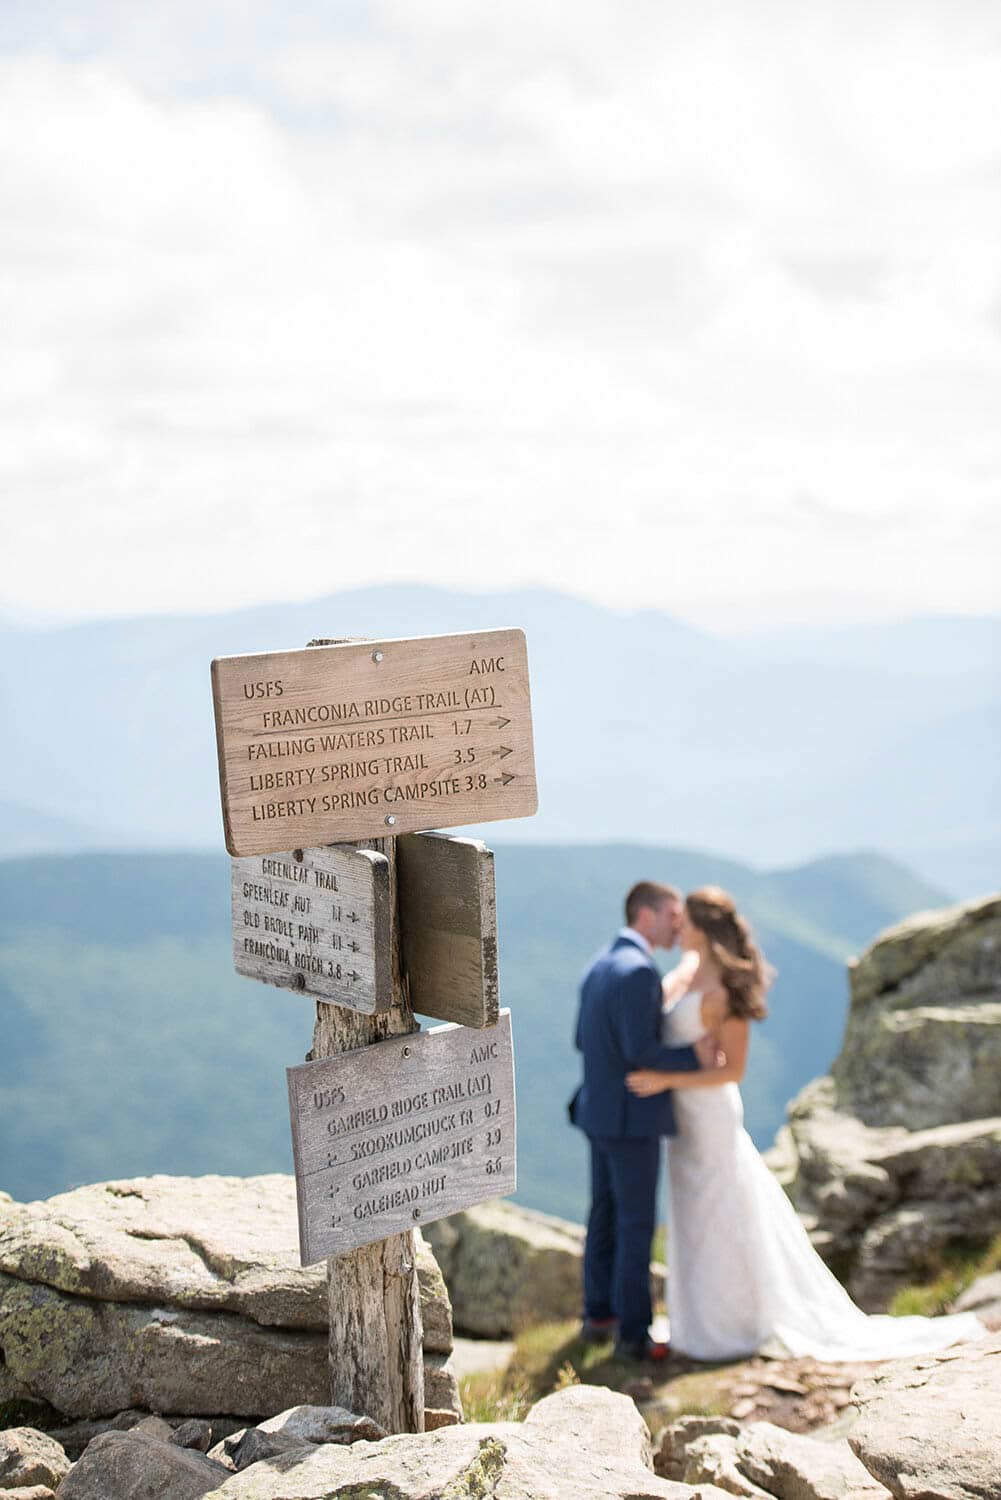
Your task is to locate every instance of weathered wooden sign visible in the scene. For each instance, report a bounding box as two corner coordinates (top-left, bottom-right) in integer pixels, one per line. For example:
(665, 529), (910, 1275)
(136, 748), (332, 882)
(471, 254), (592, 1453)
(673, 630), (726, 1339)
(211, 629), (537, 856)
(232, 845), (391, 1013)
(287, 1011), (516, 1263)
(398, 832), (498, 1029)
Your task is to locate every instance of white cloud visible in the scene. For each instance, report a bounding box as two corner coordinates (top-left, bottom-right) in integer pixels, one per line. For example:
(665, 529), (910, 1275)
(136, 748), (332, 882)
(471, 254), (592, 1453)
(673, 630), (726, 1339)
(1, 2), (999, 629)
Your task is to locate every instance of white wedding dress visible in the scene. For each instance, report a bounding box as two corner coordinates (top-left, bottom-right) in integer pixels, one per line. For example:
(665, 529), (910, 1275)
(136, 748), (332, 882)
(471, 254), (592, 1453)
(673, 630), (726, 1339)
(660, 988), (987, 1361)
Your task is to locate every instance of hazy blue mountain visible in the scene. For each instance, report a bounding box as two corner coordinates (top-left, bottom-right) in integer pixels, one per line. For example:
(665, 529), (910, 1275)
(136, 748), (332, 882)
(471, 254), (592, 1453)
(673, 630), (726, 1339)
(743, 615), (1001, 678)
(0, 799), (127, 857)
(0, 846), (948, 1221)
(2, 587), (997, 897)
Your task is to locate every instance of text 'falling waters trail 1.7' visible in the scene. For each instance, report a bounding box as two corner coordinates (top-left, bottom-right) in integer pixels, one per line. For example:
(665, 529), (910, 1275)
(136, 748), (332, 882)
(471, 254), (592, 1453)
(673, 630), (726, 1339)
(210, 626), (537, 1267)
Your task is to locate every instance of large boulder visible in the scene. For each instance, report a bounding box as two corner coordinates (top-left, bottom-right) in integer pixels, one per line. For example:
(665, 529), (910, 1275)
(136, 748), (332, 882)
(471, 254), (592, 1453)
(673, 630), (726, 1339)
(423, 1200), (585, 1335)
(0, 1177), (456, 1426)
(768, 896), (1001, 1307)
(424, 1198), (664, 1335)
(849, 1334), (1001, 1499)
(0, 1428), (71, 1491)
(0, 1176), (325, 1328)
(0, 1273), (329, 1418)
(657, 1415), (888, 1500)
(57, 1429), (231, 1500)
(198, 1385), (732, 1499)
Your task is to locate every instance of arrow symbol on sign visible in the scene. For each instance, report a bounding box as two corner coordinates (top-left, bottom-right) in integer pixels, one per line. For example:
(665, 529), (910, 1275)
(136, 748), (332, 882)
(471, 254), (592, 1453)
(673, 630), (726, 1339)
(349, 940), (360, 952)
(348, 970), (361, 982)
(494, 773), (515, 787)
(490, 717), (511, 728)
(348, 912), (359, 923)
(493, 746), (513, 759)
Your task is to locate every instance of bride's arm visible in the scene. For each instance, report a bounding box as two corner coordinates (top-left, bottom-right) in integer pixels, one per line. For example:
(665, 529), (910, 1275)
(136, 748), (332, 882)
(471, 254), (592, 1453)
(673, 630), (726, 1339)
(662, 950), (699, 1006)
(626, 1016), (749, 1095)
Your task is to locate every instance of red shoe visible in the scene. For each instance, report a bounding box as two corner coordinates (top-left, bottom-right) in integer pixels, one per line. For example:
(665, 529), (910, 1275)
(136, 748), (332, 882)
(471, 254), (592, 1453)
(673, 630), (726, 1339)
(614, 1337), (670, 1363)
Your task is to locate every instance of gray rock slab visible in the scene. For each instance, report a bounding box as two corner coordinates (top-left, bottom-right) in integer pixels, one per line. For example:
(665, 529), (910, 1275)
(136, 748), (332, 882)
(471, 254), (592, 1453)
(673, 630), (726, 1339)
(48, 1413), (247, 1462)
(679, 1435), (774, 1499)
(0, 1428), (70, 1491)
(0, 1176), (326, 1330)
(422, 1351), (463, 1420)
(522, 1382), (654, 1467)
(226, 1428), (286, 1472)
(658, 1415), (891, 1500)
(257, 1404), (386, 1444)
(415, 1229), (453, 1355)
(836, 897), (1001, 1131)
(848, 897), (1001, 1011)
(737, 1422), (889, 1500)
(850, 1335), (1001, 1500)
(424, 1200), (594, 1336)
(201, 1385), (730, 1499)
(58, 1430), (231, 1500)
(171, 1419), (216, 1452)
(0, 1273), (328, 1418)
(2, 1487), (56, 1500)
(953, 1270), (1001, 1325)
(656, 1418), (742, 1482)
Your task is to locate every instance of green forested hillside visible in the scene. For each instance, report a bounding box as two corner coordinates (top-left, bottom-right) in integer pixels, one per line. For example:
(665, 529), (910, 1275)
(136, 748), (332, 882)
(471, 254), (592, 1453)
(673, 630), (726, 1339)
(0, 848), (946, 1221)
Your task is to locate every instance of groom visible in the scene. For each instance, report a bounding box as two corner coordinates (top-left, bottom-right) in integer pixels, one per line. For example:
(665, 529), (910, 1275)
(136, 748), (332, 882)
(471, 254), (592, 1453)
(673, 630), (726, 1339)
(569, 880), (709, 1361)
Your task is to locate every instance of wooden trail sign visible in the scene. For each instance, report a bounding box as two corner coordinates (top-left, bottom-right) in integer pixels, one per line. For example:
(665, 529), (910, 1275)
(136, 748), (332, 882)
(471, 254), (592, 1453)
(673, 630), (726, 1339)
(211, 628), (537, 856)
(287, 1011), (516, 1264)
(398, 832), (498, 1029)
(232, 845), (391, 1013)
(231, 831), (500, 1024)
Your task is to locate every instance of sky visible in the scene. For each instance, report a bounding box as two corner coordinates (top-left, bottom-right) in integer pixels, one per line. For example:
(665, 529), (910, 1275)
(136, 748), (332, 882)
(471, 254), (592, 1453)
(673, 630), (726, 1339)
(1, 0), (999, 632)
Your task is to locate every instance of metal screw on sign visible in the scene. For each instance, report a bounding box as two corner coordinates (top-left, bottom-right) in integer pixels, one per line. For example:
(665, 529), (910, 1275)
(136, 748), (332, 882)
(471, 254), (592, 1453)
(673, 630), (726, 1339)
(401, 1044), (412, 1058)
(372, 650), (384, 663)
(385, 815), (396, 827)
(412, 1207), (422, 1220)
(294, 849), (304, 862)
(295, 973), (306, 991)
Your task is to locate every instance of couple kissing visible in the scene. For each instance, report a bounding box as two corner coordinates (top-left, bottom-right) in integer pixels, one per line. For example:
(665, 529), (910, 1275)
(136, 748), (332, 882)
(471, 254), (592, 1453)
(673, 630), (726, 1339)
(569, 880), (986, 1365)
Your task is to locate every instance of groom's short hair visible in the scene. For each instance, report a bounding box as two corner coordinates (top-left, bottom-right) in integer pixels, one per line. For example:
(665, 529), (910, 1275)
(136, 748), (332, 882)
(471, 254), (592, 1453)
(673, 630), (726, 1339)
(625, 881), (681, 925)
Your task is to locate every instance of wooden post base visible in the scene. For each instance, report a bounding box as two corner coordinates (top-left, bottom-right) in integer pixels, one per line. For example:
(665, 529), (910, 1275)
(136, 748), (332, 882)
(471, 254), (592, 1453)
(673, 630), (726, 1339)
(310, 834), (425, 1433)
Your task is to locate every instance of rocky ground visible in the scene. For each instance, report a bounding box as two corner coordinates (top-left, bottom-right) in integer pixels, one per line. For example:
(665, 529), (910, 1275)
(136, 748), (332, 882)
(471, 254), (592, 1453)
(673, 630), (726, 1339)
(3, 1339), (999, 1498)
(0, 1174), (461, 1441)
(3, 893), (1001, 1496)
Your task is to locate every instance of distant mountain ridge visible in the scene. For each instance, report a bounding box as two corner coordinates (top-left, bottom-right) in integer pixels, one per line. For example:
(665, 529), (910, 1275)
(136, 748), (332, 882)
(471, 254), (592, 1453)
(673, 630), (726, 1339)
(0, 845), (948, 1221)
(1, 585), (998, 896)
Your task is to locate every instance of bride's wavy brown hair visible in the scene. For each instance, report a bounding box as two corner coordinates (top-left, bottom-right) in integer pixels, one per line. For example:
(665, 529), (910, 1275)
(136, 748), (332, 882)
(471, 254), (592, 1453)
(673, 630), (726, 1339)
(685, 887), (773, 1021)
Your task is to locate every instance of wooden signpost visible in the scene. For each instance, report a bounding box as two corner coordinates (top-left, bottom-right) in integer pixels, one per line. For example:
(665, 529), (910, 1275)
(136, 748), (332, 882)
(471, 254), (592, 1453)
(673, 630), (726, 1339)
(210, 626), (536, 1436)
(231, 831), (499, 1028)
(211, 628), (537, 856)
(288, 1012), (515, 1264)
(398, 833), (498, 1029)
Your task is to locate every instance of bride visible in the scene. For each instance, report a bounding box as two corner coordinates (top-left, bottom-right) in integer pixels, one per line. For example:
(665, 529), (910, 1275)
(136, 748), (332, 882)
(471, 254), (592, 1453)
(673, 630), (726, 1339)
(625, 886), (986, 1362)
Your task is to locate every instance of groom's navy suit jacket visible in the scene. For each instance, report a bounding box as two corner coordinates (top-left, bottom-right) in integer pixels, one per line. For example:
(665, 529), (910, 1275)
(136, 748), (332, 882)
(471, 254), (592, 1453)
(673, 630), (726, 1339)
(570, 932), (699, 1139)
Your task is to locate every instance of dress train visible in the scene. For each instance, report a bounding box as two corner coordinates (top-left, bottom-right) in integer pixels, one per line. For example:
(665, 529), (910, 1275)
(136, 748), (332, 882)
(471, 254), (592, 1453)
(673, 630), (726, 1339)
(660, 990), (985, 1361)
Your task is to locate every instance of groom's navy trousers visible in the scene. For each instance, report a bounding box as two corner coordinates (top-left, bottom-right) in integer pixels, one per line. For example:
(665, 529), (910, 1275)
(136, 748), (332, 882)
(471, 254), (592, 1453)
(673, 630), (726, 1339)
(570, 932), (698, 1345)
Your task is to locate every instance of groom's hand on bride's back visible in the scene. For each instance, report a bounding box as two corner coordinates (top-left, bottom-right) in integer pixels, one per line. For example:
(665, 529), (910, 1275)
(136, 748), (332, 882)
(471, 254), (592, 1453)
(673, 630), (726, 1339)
(695, 1035), (726, 1071)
